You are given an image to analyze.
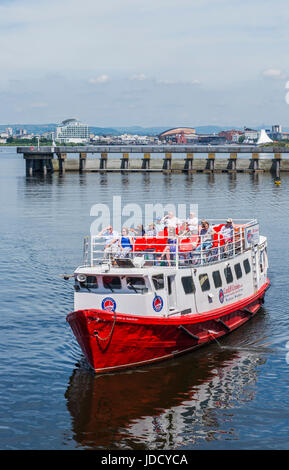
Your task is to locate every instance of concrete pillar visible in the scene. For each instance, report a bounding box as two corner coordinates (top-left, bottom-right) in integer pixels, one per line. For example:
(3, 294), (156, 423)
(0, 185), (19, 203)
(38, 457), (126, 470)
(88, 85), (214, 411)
(100, 152), (108, 170)
(49, 159), (54, 174)
(26, 158), (34, 176)
(57, 153), (67, 174)
(79, 153), (87, 172)
(184, 153), (194, 172)
(163, 153), (172, 172)
(142, 153), (150, 170)
(206, 153), (215, 172)
(251, 153), (259, 171)
(273, 153), (282, 179)
(228, 153), (237, 172)
(121, 152), (129, 170)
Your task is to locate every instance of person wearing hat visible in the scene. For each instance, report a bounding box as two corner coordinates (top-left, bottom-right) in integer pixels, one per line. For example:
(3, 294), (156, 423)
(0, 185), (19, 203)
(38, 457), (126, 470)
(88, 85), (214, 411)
(154, 217), (164, 233)
(220, 218), (234, 255)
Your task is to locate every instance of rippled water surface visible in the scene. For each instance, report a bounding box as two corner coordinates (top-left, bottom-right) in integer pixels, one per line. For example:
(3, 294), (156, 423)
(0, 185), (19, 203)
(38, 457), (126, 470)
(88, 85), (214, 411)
(0, 148), (288, 450)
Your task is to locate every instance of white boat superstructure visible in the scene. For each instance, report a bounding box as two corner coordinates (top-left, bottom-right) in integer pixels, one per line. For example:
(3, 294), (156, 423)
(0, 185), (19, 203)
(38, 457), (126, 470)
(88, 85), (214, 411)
(73, 219), (268, 317)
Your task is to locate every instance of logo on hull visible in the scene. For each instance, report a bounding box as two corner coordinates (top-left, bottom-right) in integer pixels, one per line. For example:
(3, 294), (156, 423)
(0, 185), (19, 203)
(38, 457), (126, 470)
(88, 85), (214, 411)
(219, 289), (225, 304)
(153, 296), (163, 312)
(101, 297), (116, 312)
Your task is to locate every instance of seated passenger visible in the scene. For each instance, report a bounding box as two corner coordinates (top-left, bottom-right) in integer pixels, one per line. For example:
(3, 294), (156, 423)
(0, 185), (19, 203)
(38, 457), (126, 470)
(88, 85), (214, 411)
(154, 217), (165, 233)
(129, 225), (145, 237)
(192, 220), (214, 263)
(97, 225), (119, 259)
(161, 211), (181, 229)
(159, 227), (178, 266)
(186, 212), (198, 234)
(116, 227), (134, 258)
(146, 223), (157, 237)
(220, 218), (234, 241)
(220, 218), (234, 255)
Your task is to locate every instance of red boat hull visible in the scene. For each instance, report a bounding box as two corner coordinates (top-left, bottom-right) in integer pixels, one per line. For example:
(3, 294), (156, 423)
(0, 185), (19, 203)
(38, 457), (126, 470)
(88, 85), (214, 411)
(66, 280), (270, 373)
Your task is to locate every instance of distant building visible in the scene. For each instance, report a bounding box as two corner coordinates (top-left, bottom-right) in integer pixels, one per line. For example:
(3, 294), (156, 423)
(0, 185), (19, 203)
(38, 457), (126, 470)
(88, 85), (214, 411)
(55, 118), (89, 143)
(268, 124), (286, 141)
(272, 125), (282, 133)
(218, 129), (243, 142)
(218, 129), (244, 142)
(244, 127), (258, 142)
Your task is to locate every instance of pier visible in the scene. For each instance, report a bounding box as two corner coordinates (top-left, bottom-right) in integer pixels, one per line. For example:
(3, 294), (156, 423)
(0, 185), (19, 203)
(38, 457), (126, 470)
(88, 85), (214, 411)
(17, 145), (289, 177)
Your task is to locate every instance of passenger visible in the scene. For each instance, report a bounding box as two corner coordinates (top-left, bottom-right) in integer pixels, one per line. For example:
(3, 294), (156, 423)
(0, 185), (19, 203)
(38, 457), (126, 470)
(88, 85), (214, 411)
(179, 222), (192, 237)
(160, 227), (178, 266)
(220, 218), (234, 241)
(129, 224), (145, 237)
(116, 227), (134, 258)
(187, 212), (198, 234)
(97, 225), (119, 259)
(146, 223), (157, 237)
(161, 211), (181, 229)
(192, 220), (214, 263)
(154, 217), (164, 233)
(220, 218), (234, 255)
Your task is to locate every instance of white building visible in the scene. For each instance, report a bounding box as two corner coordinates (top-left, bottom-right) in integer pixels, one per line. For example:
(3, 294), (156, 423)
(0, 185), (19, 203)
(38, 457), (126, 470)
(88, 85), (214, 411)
(55, 119), (89, 143)
(244, 127), (258, 143)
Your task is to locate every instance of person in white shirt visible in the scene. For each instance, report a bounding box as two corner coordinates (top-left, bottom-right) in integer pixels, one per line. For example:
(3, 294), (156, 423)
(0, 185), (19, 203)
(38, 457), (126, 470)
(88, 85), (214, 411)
(220, 218), (234, 241)
(186, 212), (198, 234)
(220, 218), (234, 255)
(97, 225), (119, 259)
(154, 217), (164, 233)
(162, 211), (181, 229)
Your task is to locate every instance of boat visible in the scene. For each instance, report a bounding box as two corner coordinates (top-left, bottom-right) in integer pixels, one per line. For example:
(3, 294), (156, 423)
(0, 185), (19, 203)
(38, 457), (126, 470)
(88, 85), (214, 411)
(66, 218), (270, 373)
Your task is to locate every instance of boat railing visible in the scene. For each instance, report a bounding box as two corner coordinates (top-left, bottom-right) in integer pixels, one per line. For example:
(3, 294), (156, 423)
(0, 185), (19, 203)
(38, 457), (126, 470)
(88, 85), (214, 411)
(83, 219), (259, 269)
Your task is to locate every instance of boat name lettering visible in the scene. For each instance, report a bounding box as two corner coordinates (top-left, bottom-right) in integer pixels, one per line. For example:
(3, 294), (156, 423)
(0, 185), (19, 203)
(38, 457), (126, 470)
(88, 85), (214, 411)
(223, 284), (242, 295)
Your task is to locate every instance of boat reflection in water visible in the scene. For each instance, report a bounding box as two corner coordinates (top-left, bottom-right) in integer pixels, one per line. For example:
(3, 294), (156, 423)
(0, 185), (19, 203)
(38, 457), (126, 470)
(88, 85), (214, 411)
(65, 318), (268, 449)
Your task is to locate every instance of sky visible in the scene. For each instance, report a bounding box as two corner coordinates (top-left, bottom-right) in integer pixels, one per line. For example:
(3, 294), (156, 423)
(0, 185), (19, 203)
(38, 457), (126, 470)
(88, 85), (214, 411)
(0, 0), (289, 127)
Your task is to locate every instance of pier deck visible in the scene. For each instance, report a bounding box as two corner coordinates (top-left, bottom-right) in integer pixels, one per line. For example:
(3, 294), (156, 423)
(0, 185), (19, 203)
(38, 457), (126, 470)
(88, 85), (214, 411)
(17, 144), (288, 177)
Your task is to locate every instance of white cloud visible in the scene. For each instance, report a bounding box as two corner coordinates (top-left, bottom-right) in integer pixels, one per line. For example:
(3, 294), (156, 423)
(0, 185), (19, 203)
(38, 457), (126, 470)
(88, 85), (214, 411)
(262, 68), (286, 79)
(29, 102), (48, 108)
(88, 75), (110, 84)
(157, 79), (201, 86)
(130, 74), (149, 81)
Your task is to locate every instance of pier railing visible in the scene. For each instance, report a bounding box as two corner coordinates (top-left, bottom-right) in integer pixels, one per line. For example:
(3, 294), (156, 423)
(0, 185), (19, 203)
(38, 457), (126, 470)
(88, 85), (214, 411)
(82, 219), (259, 269)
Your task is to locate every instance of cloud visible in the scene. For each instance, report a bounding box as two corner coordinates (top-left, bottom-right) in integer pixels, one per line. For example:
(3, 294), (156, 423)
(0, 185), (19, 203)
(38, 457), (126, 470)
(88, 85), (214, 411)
(262, 68), (286, 79)
(130, 74), (149, 81)
(88, 75), (110, 84)
(157, 79), (201, 86)
(29, 102), (48, 108)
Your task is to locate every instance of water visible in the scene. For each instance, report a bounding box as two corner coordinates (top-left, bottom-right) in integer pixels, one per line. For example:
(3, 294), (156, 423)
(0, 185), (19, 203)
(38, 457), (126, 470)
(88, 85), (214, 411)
(0, 147), (288, 450)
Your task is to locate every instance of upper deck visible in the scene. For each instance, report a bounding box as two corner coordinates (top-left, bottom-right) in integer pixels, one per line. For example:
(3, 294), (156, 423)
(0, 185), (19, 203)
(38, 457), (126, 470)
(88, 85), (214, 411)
(80, 219), (262, 272)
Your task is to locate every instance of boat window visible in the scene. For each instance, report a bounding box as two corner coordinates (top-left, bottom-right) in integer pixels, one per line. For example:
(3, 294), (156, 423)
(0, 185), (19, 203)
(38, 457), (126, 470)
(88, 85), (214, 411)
(199, 273), (210, 292)
(260, 250), (264, 273)
(224, 266), (233, 284)
(78, 275), (98, 290)
(212, 270), (222, 288)
(152, 274), (164, 290)
(86, 276), (98, 288)
(234, 263), (242, 279)
(126, 277), (147, 293)
(103, 276), (121, 290)
(243, 259), (251, 274)
(181, 276), (195, 294)
(168, 276), (172, 295)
